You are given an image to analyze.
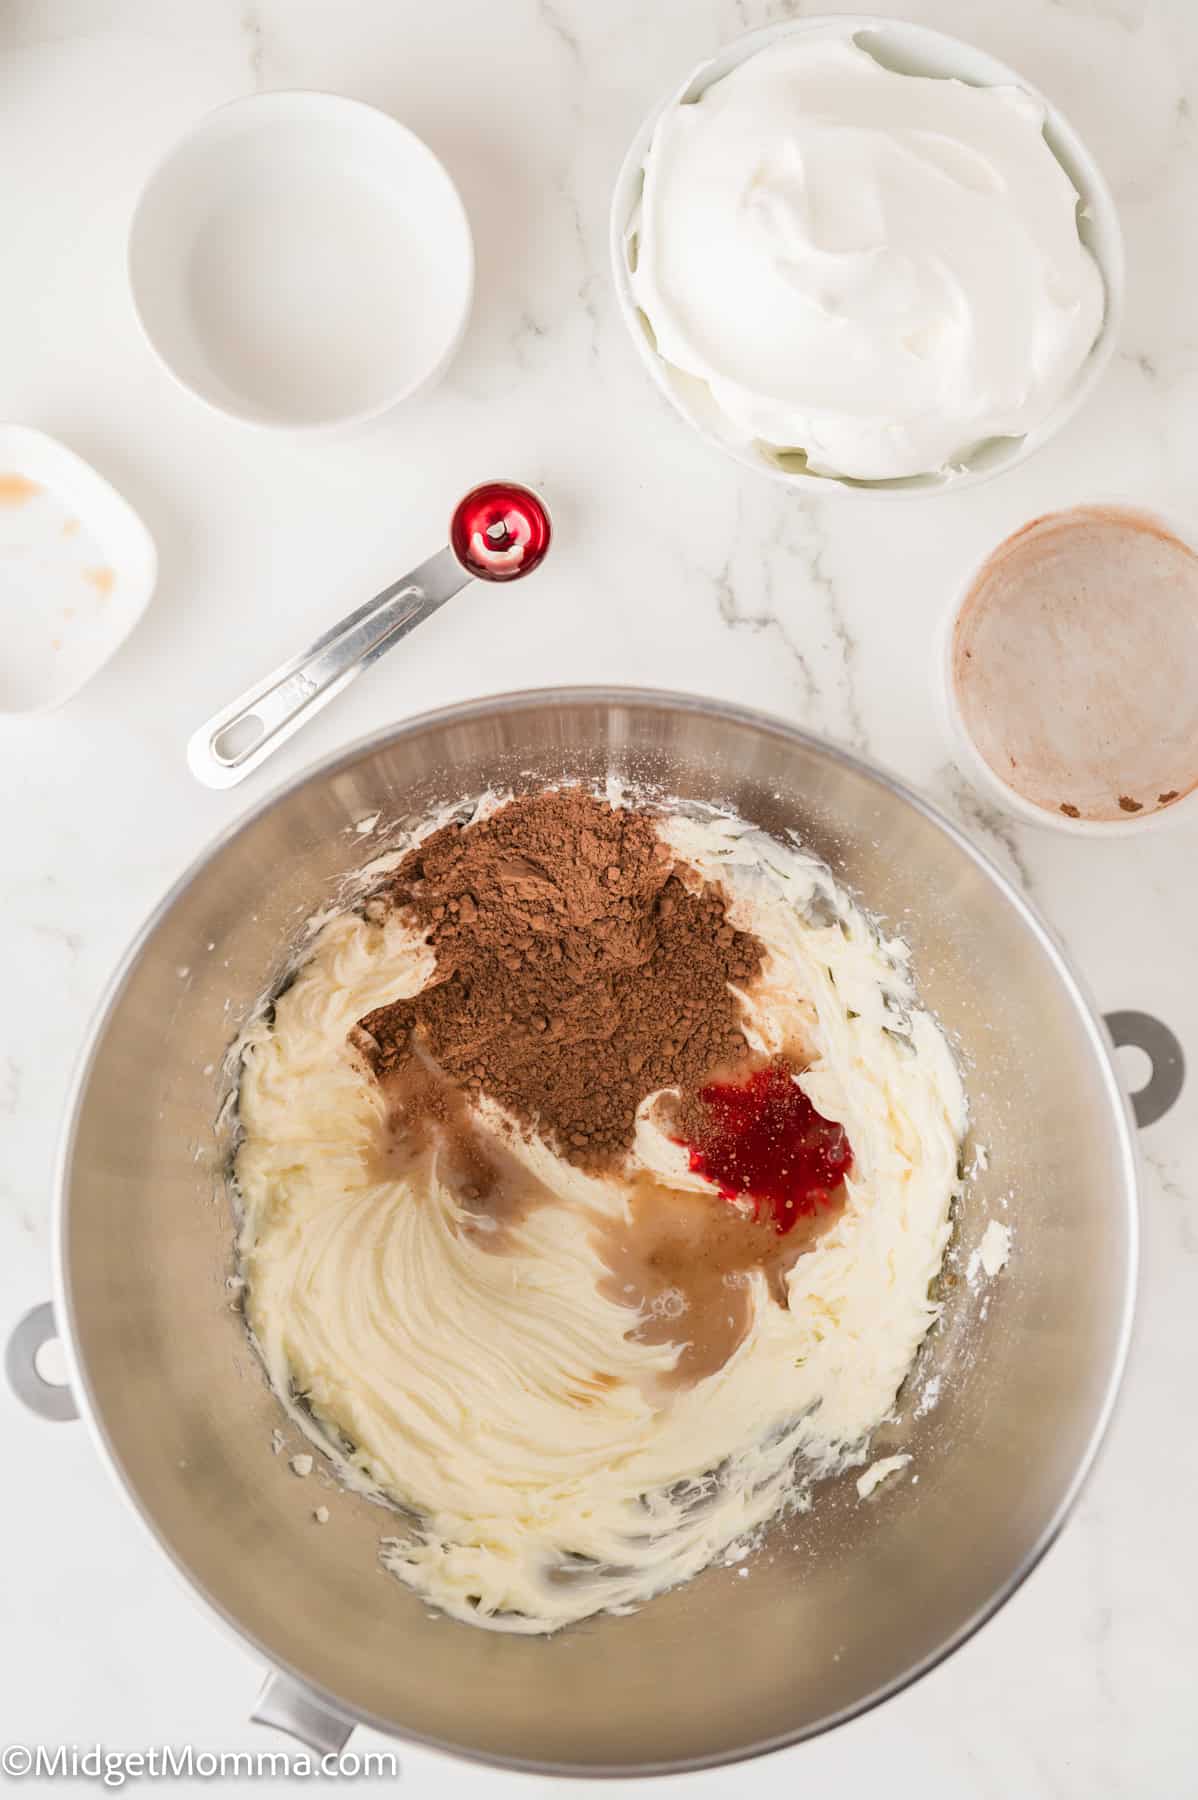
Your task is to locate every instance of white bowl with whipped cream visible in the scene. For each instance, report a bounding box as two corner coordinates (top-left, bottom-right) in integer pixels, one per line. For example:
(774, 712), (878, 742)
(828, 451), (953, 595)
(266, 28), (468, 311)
(611, 18), (1124, 494)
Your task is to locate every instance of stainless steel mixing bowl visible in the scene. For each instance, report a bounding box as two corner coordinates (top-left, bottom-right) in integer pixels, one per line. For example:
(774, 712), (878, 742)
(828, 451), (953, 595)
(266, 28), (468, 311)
(12, 690), (1176, 1773)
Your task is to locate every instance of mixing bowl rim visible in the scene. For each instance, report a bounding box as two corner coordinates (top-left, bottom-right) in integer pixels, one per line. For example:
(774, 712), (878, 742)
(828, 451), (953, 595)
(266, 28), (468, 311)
(50, 685), (1140, 1777)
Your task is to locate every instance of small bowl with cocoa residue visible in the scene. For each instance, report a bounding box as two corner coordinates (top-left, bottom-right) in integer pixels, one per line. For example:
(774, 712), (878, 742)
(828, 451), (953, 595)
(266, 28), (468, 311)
(939, 502), (1198, 835)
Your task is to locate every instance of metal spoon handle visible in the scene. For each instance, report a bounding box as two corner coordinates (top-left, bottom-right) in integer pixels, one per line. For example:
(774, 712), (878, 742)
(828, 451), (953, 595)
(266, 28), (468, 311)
(186, 545), (466, 789)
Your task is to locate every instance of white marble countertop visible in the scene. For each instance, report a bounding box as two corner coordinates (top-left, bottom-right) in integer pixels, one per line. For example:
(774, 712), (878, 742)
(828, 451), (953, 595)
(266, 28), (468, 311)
(1, 1), (1195, 1794)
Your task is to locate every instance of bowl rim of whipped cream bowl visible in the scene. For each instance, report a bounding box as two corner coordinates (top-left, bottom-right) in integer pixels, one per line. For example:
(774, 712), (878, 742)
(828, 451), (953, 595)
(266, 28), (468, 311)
(46, 687), (1139, 1774)
(610, 16), (1125, 498)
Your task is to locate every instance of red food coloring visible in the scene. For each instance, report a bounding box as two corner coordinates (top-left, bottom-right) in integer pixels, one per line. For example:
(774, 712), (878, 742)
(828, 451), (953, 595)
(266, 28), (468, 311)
(450, 481), (551, 582)
(686, 1064), (853, 1236)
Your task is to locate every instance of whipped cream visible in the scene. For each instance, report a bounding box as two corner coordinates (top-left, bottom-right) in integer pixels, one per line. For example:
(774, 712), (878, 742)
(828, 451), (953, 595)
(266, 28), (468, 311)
(630, 35), (1105, 481)
(234, 801), (967, 1632)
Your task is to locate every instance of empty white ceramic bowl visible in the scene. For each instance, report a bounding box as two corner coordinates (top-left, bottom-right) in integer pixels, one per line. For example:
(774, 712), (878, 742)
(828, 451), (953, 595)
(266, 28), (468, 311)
(610, 16), (1125, 498)
(128, 92), (475, 432)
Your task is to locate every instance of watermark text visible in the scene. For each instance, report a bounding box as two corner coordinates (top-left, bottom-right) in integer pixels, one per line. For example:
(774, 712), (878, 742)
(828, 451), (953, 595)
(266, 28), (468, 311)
(2, 1744), (399, 1786)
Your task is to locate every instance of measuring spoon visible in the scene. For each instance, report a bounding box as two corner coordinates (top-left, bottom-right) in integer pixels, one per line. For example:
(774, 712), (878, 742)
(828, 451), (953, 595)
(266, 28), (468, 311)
(187, 480), (551, 789)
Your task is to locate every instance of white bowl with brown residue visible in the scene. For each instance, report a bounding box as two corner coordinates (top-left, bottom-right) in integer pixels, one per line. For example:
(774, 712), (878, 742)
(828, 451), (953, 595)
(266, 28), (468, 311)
(940, 503), (1198, 836)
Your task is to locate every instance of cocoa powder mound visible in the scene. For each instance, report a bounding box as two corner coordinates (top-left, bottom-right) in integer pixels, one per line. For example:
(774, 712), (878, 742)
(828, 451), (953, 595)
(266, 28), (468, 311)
(354, 789), (763, 1167)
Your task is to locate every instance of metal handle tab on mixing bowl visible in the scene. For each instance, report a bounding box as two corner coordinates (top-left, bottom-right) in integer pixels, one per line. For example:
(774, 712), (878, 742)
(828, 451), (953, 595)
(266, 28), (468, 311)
(6, 1301), (79, 1422)
(187, 545), (466, 790)
(1104, 1011), (1185, 1128)
(251, 1672), (354, 1756)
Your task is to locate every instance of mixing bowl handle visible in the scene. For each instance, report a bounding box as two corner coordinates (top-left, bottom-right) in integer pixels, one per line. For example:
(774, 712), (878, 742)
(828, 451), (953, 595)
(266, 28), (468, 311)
(1104, 1011), (1185, 1129)
(251, 1672), (354, 1756)
(5, 1301), (78, 1421)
